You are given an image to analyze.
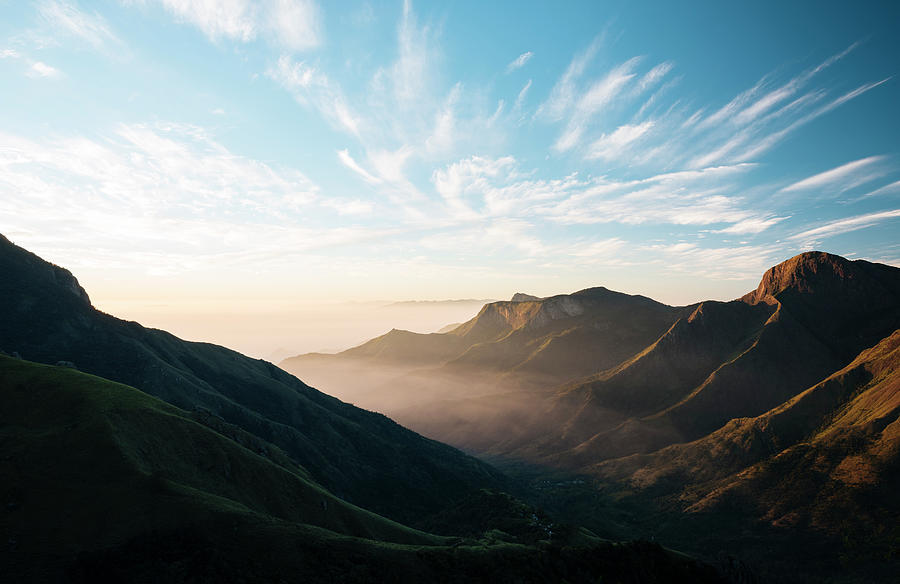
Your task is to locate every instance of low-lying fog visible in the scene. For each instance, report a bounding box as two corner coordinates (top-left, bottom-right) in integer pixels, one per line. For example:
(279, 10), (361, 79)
(99, 299), (492, 360)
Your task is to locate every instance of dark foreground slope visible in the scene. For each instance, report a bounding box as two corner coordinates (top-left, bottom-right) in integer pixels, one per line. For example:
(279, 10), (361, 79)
(0, 356), (726, 584)
(0, 234), (504, 527)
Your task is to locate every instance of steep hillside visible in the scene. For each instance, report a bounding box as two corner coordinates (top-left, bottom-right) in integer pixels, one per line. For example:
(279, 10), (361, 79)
(0, 356), (726, 584)
(0, 234), (506, 527)
(583, 329), (900, 581)
(594, 328), (900, 497)
(521, 252), (900, 468)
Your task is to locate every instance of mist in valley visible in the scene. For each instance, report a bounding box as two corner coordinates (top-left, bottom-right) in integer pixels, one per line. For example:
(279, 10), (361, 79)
(99, 298), (492, 361)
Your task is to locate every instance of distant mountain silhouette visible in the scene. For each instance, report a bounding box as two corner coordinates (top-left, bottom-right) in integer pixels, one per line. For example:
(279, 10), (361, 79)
(281, 287), (683, 442)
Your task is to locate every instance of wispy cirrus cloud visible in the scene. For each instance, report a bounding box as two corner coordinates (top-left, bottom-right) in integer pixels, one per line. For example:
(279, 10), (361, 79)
(782, 155), (889, 193)
(643, 242), (782, 280)
(0, 123), (319, 227)
(26, 60), (61, 78)
(145, 0), (321, 51)
(854, 179), (900, 201)
(19, 1), (890, 302)
(586, 120), (654, 160)
(0, 123), (404, 274)
(267, 56), (360, 135)
(38, 0), (122, 51)
(788, 209), (900, 242)
(551, 56), (642, 152)
(531, 40), (882, 172)
(714, 215), (786, 235)
(337, 149), (381, 184)
(506, 51), (533, 73)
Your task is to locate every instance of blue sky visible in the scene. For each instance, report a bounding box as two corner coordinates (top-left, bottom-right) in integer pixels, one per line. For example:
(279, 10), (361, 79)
(1, 0), (899, 315)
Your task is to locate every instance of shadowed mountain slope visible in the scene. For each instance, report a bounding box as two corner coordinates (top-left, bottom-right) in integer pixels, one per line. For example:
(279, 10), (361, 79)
(584, 329), (900, 581)
(510, 252), (900, 469)
(0, 355), (727, 584)
(0, 234), (506, 527)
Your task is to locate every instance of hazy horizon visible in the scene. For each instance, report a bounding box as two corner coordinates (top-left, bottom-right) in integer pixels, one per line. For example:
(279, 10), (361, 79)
(95, 296), (495, 359)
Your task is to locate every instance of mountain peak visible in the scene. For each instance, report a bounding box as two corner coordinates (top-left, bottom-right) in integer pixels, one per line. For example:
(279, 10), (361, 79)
(0, 233), (92, 308)
(741, 251), (856, 304)
(510, 292), (542, 302)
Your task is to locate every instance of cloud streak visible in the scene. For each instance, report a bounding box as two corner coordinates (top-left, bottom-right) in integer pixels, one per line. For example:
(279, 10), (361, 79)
(789, 209), (900, 241)
(38, 0), (122, 51)
(506, 51), (533, 73)
(782, 155), (888, 192)
(149, 0), (321, 50)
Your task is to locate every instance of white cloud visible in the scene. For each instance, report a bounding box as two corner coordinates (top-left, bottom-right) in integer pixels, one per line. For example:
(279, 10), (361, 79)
(0, 123), (320, 223)
(541, 163), (757, 227)
(645, 242), (781, 280)
(267, 55), (360, 135)
(731, 44), (855, 126)
(714, 215), (785, 234)
(575, 57), (640, 116)
(637, 61), (673, 92)
(553, 60), (637, 152)
(512, 79), (532, 117)
(536, 37), (602, 122)
(0, 125), (423, 277)
(726, 80), (890, 163)
(587, 120), (654, 160)
(855, 179), (900, 200)
(265, 0), (322, 51)
(432, 155), (516, 218)
(150, 0), (320, 50)
(337, 149), (381, 184)
(26, 61), (61, 78)
(319, 197), (374, 215)
(426, 83), (462, 153)
(39, 0), (122, 51)
(390, 0), (433, 105)
(568, 238), (626, 259)
(506, 51), (533, 73)
(420, 218), (546, 257)
(788, 209), (900, 241)
(0, 49), (21, 58)
(782, 155), (888, 192)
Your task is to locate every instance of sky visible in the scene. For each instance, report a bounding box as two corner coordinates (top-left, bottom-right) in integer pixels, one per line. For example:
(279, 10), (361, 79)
(1, 1), (899, 355)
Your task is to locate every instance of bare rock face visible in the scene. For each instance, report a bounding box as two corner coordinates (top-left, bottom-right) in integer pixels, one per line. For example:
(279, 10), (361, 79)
(741, 250), (900, 363)
(510, 293), (542, 302)
(741, 251), (888, 304)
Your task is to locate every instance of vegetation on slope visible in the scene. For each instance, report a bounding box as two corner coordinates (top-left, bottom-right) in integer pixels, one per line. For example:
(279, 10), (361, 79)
(0, 233), (507, 527)
(0, 355), (726, 584)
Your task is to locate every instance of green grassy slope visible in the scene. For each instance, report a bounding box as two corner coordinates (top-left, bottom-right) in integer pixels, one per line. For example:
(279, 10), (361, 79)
(0, 233), (506, 527)
(0, 356), (725, 584)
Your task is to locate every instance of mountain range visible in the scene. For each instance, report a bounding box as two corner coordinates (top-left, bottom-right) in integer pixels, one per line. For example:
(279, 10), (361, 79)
(0, 233), (726, 582)
(281, 251), (900, 581)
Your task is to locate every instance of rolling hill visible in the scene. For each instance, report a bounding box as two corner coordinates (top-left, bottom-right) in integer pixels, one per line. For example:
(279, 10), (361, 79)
(0, 355), (726, 583)
(0, 233), (506, 528)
